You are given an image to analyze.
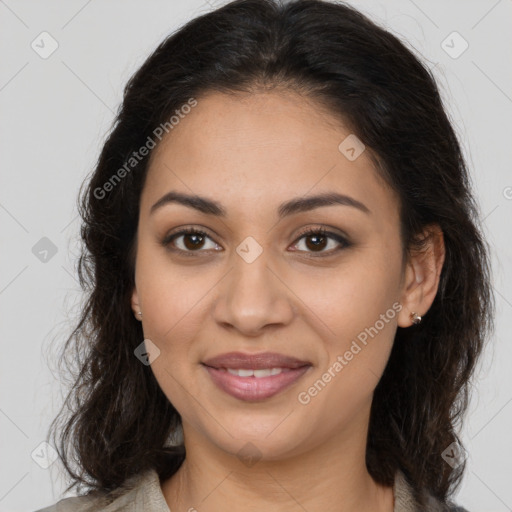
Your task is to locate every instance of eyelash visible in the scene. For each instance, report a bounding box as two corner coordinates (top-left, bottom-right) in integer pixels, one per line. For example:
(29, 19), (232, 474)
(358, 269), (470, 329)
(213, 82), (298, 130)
(161, 226), (351, 258)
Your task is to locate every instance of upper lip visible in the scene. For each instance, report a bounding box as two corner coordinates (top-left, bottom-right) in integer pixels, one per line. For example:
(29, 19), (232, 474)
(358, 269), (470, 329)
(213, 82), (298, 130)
(202, 352), (311, 370)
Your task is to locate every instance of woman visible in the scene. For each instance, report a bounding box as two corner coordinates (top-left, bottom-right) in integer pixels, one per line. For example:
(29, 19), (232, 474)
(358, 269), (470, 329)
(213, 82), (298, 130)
(36, 0), (494, 510)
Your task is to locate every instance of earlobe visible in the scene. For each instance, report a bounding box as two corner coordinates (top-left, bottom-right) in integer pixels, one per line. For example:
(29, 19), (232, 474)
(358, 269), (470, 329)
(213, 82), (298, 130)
(397, 224), (445, 328)
(131, 288), (142, 321)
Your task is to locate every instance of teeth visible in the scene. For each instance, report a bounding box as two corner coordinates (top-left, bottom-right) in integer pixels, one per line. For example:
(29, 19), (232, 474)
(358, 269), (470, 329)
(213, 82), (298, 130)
(254, 369), (271, 378)
(226, 368), (284, 377)
(231, 368), (254, 377)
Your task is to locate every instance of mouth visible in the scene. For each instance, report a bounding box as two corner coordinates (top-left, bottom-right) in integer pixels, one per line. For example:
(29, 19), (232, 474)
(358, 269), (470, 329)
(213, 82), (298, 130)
(201, 351), (312, 402)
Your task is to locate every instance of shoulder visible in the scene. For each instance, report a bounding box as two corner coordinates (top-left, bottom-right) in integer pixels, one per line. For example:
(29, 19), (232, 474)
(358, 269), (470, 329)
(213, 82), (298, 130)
(393, 469), (470, 512)
(33, 468), (170, 512)
(34, 495), (97, 512)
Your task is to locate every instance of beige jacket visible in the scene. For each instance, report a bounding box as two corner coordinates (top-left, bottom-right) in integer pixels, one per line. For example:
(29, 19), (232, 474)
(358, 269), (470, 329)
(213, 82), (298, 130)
(34, 468), (469, 512)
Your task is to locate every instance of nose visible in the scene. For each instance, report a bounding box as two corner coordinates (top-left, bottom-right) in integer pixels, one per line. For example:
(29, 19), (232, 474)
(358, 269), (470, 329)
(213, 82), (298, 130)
(212, 245), (295, 337)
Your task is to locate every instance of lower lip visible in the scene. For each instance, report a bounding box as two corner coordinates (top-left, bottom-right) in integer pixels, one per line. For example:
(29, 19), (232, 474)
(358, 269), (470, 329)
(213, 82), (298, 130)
(202, 364), (311, 402)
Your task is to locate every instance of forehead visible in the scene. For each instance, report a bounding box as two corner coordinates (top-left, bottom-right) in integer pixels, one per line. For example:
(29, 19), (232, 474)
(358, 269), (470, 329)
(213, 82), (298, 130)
(142, 90), (398, 223)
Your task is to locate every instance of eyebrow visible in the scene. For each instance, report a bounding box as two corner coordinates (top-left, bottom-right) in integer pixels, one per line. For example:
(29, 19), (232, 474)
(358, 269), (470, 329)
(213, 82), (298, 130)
(150, 190), (371, 218)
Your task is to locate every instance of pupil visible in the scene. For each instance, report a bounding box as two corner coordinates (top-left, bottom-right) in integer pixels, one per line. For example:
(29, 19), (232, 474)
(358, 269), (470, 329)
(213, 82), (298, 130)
(185, 234), (204, 250)
(307, 234), (326, 251)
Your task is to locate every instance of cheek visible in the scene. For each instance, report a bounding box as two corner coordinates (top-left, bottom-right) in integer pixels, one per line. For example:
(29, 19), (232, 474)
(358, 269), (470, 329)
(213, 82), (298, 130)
(134, 272), (206, 405)
(295, 254), (401, 400)
(293, 264), (400, 431)
(136, 244), (208, 337)
(298, 253), (401, 334)
(135, 248), (206, 406)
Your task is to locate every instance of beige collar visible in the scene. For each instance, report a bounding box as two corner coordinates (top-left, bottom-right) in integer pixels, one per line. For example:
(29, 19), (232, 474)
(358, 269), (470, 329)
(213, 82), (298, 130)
(40, 466), (461, 511)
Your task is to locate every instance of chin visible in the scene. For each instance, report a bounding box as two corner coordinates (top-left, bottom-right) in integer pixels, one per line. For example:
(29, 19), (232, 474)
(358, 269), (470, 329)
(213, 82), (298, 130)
(202, 417), (312, 463)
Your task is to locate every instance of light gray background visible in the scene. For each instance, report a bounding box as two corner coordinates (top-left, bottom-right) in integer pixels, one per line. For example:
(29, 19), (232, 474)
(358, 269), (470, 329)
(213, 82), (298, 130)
(1, 1), (511, 510)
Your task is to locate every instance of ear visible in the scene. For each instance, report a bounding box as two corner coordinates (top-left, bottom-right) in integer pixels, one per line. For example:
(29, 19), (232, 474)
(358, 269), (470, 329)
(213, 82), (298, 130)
(131, 287), (142, 321)
(397, 224), (445, 327)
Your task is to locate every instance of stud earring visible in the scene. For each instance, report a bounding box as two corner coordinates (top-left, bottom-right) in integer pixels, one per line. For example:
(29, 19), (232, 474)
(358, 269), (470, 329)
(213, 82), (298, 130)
(410, 311), (422, 325)
(138, 311), (142, 317)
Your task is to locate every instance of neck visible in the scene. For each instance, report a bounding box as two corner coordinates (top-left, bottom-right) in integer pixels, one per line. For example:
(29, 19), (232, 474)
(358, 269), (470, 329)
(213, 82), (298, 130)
(161, 409), (394, 511)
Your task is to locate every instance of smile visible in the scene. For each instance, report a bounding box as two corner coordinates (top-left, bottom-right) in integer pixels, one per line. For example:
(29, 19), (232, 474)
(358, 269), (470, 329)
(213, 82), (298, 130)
(202, 364), (311, 401)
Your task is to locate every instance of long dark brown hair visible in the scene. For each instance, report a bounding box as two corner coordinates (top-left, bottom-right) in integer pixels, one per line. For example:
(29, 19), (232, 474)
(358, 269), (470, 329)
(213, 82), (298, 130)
(47, 0), (495, 506)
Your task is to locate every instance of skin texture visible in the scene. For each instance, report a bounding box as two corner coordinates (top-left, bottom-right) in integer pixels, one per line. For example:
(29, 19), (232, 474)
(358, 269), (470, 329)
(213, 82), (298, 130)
(130, 90), (445, 512)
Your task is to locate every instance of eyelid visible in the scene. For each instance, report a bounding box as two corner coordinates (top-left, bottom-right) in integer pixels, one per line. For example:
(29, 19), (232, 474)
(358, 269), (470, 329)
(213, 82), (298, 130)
(161, 225), (351, 256)
(161, 226), (221, 254)
(290, 226), (351, 256)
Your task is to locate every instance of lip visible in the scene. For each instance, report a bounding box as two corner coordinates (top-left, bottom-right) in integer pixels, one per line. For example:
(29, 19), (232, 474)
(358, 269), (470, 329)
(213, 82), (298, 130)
(201, 351), (312, 402)
(202, 351), (311, 370)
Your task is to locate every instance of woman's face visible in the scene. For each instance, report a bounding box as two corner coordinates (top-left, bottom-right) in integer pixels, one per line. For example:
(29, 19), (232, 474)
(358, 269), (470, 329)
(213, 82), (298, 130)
(131, 90), (424, 462)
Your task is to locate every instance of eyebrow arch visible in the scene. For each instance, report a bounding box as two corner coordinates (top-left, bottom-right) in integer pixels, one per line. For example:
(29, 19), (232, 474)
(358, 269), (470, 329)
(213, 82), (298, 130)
(150, 190), (371, 218)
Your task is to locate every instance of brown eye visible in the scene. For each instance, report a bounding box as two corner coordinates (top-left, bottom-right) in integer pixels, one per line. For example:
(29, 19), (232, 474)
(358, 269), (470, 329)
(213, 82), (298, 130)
(303, 232), (328, 251)
(292, 227), (351, 256)
(162, 228), (220, 253)
(181, 232), (206, 250)
(161, 226), (351, 257)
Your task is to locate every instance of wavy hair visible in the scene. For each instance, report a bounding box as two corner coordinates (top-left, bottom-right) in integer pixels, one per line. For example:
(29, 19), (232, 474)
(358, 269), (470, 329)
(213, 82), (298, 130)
(47, 0), (495, 506)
